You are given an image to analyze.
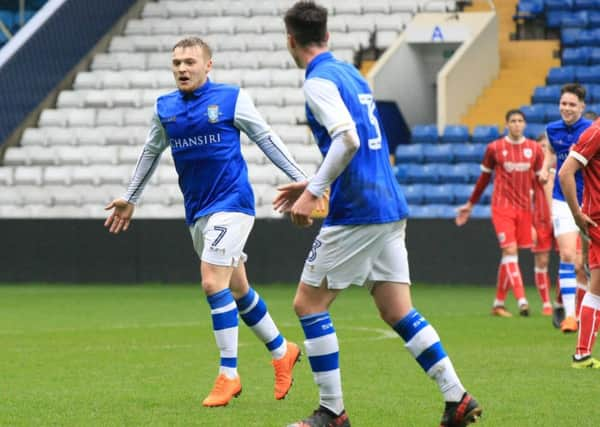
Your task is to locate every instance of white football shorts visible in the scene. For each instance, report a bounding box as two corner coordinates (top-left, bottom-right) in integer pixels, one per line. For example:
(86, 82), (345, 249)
(301, 219), (411, 290)
(552, 199), (579, 237)
(189, 212), (254, 267)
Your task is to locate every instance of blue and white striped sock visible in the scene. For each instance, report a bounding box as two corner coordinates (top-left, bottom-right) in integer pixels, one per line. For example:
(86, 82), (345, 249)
(207, 288), (239, 379)
(236, 286), (287, 359)
(300, 312), (343, 415)
(394, 309), (465, 402)
(559, 262), (577, 318)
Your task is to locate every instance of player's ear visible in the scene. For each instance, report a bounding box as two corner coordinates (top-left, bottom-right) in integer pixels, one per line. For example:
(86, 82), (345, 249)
(287, 33), (295, 49)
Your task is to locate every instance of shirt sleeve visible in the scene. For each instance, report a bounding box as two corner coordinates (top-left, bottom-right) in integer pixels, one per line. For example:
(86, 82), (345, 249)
(480, 143), (495, 173)
(570, 124), (600, 167)
(122, 106), (169, 204)
(303, 77), (355, 138)
(534, 142), (544, 174)
(233, 89), (307, 182)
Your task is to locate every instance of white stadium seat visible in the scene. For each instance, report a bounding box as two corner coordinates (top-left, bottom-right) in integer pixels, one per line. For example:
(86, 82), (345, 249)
(109, 37), (135, 53)
(361, 0), (391, 14)
(111, 89), (142, 108)
(68, 109), (96, 127)
(165, 1), (196, 18)
(142, 2), (168, 19)
(241, 144), (265, 165)
(0, 167), (14, 185)
(44, 166), (72, 185)
(39, 109), (68, 127)
(0, 186), (22, 204)
(20, 185), (52, 205)
(84, 90), (112, 108)
(55, 146), (87, 165)
(21, 128), (48, 146)
(96, 109), (124, 127)
(73, 72), (101, 90)
(46, 127), (77, 146)
(57, 90), (85, 108)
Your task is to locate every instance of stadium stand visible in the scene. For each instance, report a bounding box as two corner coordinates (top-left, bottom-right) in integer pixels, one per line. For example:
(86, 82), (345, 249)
(1, 0), (467, 219)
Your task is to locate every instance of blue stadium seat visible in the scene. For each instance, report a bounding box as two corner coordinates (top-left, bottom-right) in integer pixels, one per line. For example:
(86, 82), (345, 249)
(574, 0), (597, 10)
(578, 29), (596, 46)
(588, 11), (600, 28)
(546, 0), (573, 11)
(471, 205), (491, 218)
(592, 28), (600, 45)
(452, 184), (473, 204)
(422, 143), (453, 163)
(441, 125), (469, 143)
(532, 85), (561, 103)
(587, 103), (600, 114)
(520, 105), (545, 123)
(471, 125), (500, 143)
(452, 144), (486, 163)
(525, 123), (546, 139)
(409, 204), (455, 219)
(542, 103), (561, 121)
(546, 11), (566, 28)
(395, 144), (424, 164)
(576, 65), (600, 83)
(439, 163), (472, 184)
(422, 184), (454, 205)
(547, 66), (575, 84)
(396, 164), (438, 184)
(516, 0), (544, 16)
(589, 85), (600, 103)
(466, 163), (483, 183)
(402, 184), (424, 205)
(562, 11), (588, 29)
(591, 48), (600, 65)
(562, 47), (591, 65)
(561, 28), (579, 47)
(411, 124), (438, 143)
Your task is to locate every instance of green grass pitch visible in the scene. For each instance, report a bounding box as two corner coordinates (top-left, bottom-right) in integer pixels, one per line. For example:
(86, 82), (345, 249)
(2, 283), (599, 426)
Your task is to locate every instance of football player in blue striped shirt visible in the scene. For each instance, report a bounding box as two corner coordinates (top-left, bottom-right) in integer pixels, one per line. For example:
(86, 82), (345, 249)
(104, 37), (304, 407)
(275, 3), (482, 426)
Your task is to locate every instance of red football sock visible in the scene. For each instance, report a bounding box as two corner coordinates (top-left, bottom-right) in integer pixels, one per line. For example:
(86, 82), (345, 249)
(576, 293), (600, 357)
(535, 268), (551, 305)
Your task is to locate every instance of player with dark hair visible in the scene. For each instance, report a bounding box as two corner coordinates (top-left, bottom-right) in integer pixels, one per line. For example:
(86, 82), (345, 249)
(275, 3), (481, 426)
(456, 109), (545, 317)
(104, 36), (305, 407)
(546, 83), (593, 333)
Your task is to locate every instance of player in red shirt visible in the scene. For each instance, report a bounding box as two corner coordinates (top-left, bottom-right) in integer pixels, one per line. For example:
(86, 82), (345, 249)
(531, 134), (554, 316)
(558, 118), (600, 368)
(456, 109), (546, 317)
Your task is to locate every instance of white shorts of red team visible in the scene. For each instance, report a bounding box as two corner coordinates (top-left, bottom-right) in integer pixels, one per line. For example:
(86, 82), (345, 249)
(301, 219), (411, 290)
(552, 199), (579, 237)
(189, 212), (254, 267)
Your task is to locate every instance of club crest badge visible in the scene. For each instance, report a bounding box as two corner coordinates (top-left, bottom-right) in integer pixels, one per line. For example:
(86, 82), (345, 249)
(207, 105), (219, 123)
(523, 148), (532, 158)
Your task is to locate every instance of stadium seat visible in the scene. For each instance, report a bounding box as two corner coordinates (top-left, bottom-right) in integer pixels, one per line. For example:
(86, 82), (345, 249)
(451, 143), (486, 163)
(439, 163), (475, 184)
(402, 184), (424, 205)
(524, 123), (546, 139)
(441, 125), (469, 143)
(576, 65), (600, 83)
(409, 163), (442, 184)
(14, 166), (43, 185)
(563, 47), (591, 65)
(471, 125), (499, 144)
(471, 204), (491, 218)
(411, 124), (438, 143)
(395, 144), (424, 164)
(562, 11), (588, 29)
(422, 184), (454, 204)
(451, 184), (473, 204)
(574, 0), (597, 10)
(520, 105), (545, 123)
(545, 0), (574, 12)
(590, 48), (600, 65)
(589, 11), (600, 28)
(532, 85), (561, 103)
(0, 167), (14, 185)
(547, 66), (575, 85)
(542, 104), (562, 121)
(561, 28), (579, 47)
(466, 163), (483, 183)
(422, 143), (453, 163)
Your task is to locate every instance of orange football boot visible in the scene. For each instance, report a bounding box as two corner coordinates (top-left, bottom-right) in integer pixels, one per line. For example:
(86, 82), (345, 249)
(202, 373), (242, 407)
(272, 342), (301, 400)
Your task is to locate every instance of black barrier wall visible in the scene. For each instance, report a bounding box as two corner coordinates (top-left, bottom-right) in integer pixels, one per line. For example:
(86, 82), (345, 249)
(0, 219), (553, 286)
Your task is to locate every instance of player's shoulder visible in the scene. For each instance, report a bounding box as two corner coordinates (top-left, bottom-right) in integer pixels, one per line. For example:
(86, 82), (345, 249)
(546, 119), (564, 133)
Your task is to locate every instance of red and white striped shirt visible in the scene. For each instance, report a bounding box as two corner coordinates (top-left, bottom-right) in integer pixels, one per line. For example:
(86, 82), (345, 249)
(570, 118), (600, 220)
(480, 137), (544, 211)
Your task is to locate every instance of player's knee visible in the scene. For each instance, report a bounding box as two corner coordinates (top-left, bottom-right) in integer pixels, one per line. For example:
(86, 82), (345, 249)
(201, 279), (222, 295)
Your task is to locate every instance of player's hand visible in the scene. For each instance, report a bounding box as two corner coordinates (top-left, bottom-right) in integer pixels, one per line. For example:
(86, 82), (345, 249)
(574, 210), (597, 241)
(538, 169), (549, 185)
(455, 202), (473, 226)
(273, 181), (309, 213)
(104, 198), (135, 234)
(290, 190), (321, 228)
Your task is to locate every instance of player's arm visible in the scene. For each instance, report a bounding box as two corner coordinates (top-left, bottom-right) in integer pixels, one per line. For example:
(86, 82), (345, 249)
(455, 145), (494, 226)
(233, 88), (307, 182)
(282, 77), (359, 227)
(104, 107), (168, 234)
(559, 155), (595, 234)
